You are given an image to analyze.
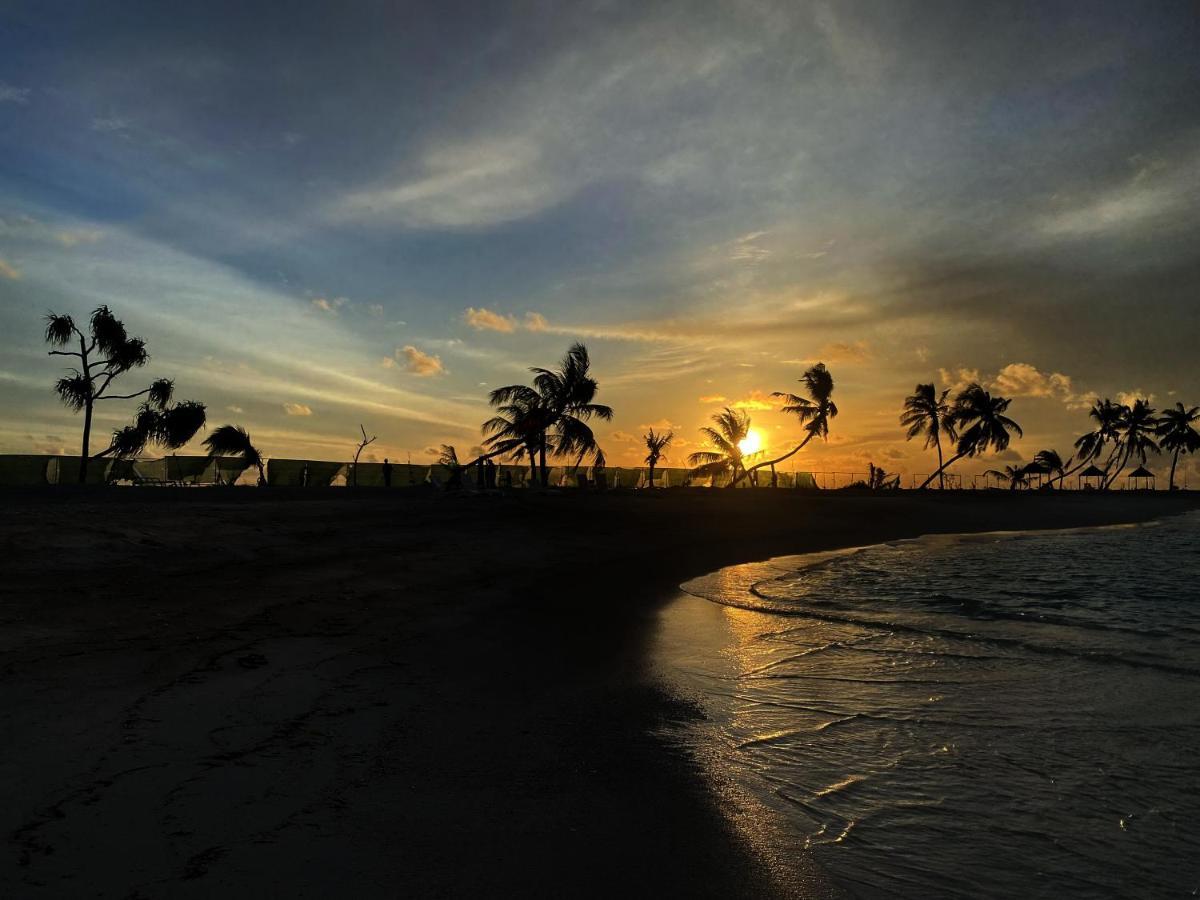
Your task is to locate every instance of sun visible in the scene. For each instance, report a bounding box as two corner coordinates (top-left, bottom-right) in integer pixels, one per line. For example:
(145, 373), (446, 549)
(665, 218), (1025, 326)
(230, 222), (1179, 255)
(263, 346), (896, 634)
(738, 429), (764, 456)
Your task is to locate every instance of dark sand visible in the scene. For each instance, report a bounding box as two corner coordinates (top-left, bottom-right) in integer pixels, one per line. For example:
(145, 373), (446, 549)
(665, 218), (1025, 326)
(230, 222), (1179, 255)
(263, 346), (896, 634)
(2, 488), (1195, 898)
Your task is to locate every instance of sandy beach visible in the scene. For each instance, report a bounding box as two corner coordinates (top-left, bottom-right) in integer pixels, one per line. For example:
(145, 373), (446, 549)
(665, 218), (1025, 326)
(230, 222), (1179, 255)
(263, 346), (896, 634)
(1, 488), (1195, 898)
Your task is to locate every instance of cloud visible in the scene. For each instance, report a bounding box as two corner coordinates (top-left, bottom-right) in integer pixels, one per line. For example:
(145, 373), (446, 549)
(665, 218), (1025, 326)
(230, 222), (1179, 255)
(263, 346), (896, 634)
(0, 259), (20, 280)
(730, 231), (770, 262)
(91, 116), (131, 134)
(1116, 389), (1155, 406)
(463, 307), (517, 332)
(698, 394), (727, 404)
(283, 403), (313, 416)
(311, 296), (348, 314)
(0, 214), (102, 246)
(524, 311), (548, 332)
(991, 363), (1074, 400)
(637, 418), (678, 432)
(399, 345), (445, 377)
(610, 430), (637, 443)
(335, 138), (569, 229)
(367, 303), (384, 317)
(938, 366), (983, 394)
(730, 390), (775, 410)
(0, 83), (30, 104)
(227, 405), (245, 414)
(783, 341), (872, 366)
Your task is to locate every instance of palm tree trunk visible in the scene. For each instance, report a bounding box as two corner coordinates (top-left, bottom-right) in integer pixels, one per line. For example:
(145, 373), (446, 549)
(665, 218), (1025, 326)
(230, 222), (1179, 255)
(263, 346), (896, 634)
(733, 433), (815, 486)
(935, 437), (945, 490)
(1169, 449), (1179, 491)
(648, 461), (655, 488)
(539, 435), (548, 487)
(918, 449), (967, 490)
(78, 399), (93, 484)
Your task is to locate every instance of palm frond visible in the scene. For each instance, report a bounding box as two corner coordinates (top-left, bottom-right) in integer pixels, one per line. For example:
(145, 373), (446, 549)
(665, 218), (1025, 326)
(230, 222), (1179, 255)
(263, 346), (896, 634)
(44, 313), (77, 347)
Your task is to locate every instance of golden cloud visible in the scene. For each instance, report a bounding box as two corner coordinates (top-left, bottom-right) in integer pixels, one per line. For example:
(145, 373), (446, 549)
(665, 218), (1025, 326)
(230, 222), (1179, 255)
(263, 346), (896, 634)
(399, 345), (445, 377)
(283, 402), (313, 416)
(463, 307), (517, 332)
(0, 258), (21, 280)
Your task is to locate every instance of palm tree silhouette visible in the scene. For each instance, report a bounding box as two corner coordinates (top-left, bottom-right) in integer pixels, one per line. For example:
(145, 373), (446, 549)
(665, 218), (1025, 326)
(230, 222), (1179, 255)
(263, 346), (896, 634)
(1031, 449), (1066, 489)
(203, 425), (266, 485)
(901, 383), (956, 489)
(985, 464), (1029, 490)
(45, 306), (206, 482)
(919, 384), (1022, 488)
(1052, 398), (1124, 487)
(732, 363), (837, 487)
(688, 408), (752, 486)
(487, 343), (612, 487)
(643, 428), (674, 488)
(1156, 402), (1200, 490)
(1105, 399), (1159, 488)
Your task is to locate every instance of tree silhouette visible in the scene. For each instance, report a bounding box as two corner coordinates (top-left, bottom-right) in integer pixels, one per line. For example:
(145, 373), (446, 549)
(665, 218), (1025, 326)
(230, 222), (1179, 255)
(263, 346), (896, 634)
(203, 425), (265, 485)
(487, 343), (612, 487)
(918, 384), (1022, 489)
(985, 464), (1029, 490)
(1105, 399), (1159, 488)
(1031, 449), (1066, 489)
(732, 363), (837, 486)
(351, 424), (376, 487)
(643, 428), (673, 488)
(1156, 402), (1200, 490)
(45, 306), (206, 482)
(901, 383), (956, 489)
(688, 408), (752, 485)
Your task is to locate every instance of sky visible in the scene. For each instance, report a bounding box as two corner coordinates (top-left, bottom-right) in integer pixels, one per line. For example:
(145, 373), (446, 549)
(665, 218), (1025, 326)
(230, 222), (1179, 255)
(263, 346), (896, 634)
(1, 0), (1198, 483)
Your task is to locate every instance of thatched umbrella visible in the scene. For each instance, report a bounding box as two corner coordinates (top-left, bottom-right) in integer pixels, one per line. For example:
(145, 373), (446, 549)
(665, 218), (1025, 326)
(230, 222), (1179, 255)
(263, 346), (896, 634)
(1126, 465), (1156, 491)
(1078, 464), (1107, 491)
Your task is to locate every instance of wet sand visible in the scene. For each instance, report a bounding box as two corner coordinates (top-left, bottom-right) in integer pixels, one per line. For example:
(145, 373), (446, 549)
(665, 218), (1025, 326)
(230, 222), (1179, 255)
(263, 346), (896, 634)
(1, 488), (1195, 898)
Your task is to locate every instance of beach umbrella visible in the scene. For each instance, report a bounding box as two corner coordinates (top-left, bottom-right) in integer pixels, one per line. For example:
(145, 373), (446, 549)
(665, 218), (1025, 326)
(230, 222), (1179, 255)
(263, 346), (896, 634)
(1126, 465), (1155, 491)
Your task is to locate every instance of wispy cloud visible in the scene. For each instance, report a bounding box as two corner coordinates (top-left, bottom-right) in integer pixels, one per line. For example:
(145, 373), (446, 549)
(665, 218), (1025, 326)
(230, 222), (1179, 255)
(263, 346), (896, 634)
(0, 259), (21, 280)
(0, 83), (30, 104)
(336, 138), (568, 229)
(311, 296), (348, 314)
(283, 402), (313, 416)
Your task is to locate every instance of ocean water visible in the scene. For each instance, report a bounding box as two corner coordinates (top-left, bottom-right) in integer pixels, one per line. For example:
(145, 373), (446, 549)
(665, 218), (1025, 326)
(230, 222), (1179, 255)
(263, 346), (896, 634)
(655, 513), (1200, 898)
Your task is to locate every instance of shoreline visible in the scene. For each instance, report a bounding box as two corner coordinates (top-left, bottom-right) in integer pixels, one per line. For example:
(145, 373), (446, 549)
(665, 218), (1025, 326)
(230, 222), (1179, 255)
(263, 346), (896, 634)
(2, 490), (1197, 897)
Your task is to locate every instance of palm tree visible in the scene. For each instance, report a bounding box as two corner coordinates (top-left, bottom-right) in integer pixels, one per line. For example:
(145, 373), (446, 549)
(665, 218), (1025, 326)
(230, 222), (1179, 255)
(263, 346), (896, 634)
(487, 343), (613, 486)
(985, 464), (1029, 490)
(733, 363), (837, 486)
(1156, 402), (1200, 490)
(919, 384), (1023, 489)
(688, 408), (752, 486)
(202, 425), (265, 485)
(45, 306), (206, 482)
(1059, 398), (1125, 485)
(1106, 399), (1159, 488)
(1031, 449), (1066, 489)
(901, 383), (956, 489)
(481, 389), (552, 484)
(643, 428), (674, 488)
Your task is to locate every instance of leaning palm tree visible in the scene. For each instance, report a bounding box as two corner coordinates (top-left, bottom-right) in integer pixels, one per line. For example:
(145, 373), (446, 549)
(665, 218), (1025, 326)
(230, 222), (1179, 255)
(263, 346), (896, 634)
(688, 408), (751, 486)
(901, 383), (957, 489)
(202, 425), (265, 485)
(985, 464), (1030, 490)
(1059, 398), (1125, 485)
(1031, 449), (1066, 489)
(1106, 399), (1159, 488)
(1156, 402), (1200, 490)
(643, 428), (674, 488)
(733, 363), (837, 487)
(488, 343), (613, 486)
(919, 384), (1022, 488)
(481, 389), (553, 484)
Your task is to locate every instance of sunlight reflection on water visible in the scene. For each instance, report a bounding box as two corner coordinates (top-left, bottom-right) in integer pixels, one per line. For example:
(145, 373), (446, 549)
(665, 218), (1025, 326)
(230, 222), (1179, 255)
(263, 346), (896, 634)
(655, 513), (1200, 899)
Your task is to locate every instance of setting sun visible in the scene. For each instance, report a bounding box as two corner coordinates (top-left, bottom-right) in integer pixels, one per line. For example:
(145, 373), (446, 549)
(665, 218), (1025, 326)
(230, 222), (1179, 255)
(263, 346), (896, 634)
(738, 429), (764, 457)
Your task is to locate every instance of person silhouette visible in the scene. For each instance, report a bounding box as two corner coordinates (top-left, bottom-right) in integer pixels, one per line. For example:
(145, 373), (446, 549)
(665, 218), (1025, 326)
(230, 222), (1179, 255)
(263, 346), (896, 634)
(382, 458), (392, 488)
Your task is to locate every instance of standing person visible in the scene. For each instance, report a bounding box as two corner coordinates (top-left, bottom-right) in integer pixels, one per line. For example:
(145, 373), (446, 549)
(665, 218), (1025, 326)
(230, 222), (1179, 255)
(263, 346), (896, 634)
(382, 458), (392, 488)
